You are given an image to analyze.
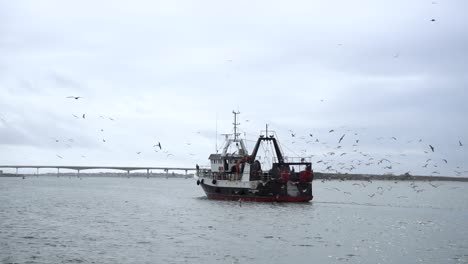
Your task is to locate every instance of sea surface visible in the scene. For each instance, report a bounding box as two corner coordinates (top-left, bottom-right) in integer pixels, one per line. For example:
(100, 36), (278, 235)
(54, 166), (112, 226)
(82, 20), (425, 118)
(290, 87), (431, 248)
(1, 176), (468, 264)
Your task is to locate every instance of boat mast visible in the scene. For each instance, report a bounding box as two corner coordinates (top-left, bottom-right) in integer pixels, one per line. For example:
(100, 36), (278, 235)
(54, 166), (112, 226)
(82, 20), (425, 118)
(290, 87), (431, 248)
(233, 110), (240, 141)
(216, 112), (218, 153)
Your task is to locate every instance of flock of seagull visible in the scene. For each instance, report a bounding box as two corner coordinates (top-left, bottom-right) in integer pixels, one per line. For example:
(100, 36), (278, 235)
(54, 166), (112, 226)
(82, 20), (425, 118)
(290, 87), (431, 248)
(2, 94), (465, 179)
(50, 96), (177, 160)
(59, 94), (466, 178)
(281, 126), (466, 178)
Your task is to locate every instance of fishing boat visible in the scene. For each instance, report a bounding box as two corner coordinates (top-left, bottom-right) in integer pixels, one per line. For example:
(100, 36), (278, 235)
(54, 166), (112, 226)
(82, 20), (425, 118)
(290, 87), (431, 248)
(195, 112), (313, 202)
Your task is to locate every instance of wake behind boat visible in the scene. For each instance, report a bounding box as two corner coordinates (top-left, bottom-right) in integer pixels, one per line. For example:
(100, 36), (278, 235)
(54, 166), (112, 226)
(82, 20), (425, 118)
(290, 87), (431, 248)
(195, 112), (313, 202)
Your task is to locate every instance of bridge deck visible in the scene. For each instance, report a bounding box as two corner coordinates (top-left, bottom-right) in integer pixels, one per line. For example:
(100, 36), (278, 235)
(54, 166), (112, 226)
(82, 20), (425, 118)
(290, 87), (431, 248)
(0, 165), (196, 173)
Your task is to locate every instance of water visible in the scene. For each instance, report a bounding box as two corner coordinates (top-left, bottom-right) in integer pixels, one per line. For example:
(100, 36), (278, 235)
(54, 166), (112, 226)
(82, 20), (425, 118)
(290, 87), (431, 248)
(1, 176), (468, 264)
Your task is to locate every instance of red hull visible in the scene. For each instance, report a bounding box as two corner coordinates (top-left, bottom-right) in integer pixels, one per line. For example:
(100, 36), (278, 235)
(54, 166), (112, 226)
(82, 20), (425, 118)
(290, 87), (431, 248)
(206, 193), (313, 202)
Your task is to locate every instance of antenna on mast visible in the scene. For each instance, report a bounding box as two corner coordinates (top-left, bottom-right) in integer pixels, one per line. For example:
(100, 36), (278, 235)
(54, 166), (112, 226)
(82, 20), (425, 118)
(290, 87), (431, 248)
(215, 112), (218, 153)
(233, 110), (240, 141)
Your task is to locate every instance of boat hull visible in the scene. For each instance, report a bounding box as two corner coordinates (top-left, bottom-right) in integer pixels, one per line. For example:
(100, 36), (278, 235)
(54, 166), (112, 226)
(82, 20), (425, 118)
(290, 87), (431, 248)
(200, 180), (313, 202)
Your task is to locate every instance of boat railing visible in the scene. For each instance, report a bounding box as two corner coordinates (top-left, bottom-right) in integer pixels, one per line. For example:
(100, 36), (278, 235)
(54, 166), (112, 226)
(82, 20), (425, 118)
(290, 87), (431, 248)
(198, 170), (243, 181)
(280, 156), (313, 163)
(198, 168), (309, 182)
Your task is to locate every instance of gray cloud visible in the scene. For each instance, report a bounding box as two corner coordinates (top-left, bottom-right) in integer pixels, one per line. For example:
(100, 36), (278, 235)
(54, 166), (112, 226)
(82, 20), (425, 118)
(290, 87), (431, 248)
(0, 0), (467, 176)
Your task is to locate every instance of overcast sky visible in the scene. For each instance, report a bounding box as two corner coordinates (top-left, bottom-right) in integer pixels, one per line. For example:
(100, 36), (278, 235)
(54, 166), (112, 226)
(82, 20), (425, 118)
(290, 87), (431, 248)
(1, 0), (467, 176)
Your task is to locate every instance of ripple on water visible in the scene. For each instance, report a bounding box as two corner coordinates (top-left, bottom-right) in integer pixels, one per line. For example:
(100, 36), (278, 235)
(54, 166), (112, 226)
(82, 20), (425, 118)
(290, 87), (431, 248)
(1, 177), (468, 264)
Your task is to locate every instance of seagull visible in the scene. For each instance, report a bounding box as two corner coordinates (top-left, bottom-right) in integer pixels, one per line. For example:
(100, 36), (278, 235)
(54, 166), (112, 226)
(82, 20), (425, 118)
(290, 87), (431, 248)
(66, 96), (83, 100)
(431, 18), (436, 22)
(429, 145), (435, 152)
(136, 152), (141, 154)
(459, 140), (463, 146)
(102, 139), (106, 142)
(338, 134), (345, 144)
(309, 133), (313, 137)
(56, 155), (63, 159)
(72, 114), (79, 118)
(329, 129), (335, 133)
(82, 114), (86, 119)
(442, 159), (448, 163)
(391, 137), (397, 140)
(393, 53), (399, 58)
(291, 133), (296, 137)
(154, 142), (162, 150)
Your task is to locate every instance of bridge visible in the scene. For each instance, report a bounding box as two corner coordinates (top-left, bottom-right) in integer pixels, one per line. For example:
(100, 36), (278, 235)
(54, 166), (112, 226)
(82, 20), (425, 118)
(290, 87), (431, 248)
(0, 165), (197, 177)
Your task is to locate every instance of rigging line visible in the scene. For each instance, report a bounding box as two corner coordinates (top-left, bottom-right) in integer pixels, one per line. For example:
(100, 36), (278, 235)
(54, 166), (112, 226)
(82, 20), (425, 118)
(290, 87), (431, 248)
(279, 141), (302, 158)
(269, 140), (276, 163)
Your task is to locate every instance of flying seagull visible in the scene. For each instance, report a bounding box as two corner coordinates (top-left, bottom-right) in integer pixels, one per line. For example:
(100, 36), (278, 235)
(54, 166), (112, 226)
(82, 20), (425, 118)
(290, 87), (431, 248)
(329, 129), (335, 133)
(429, 145), (435, 152)
(338, 134), (345, 144)
(154, 142), (162, 150)
(66, 96), (83, 100)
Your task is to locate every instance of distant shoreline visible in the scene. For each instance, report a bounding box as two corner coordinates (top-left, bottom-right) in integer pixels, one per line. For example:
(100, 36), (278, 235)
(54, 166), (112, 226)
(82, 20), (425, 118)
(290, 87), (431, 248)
(1, 172), (468, 182)
(313, 172), (468, 182)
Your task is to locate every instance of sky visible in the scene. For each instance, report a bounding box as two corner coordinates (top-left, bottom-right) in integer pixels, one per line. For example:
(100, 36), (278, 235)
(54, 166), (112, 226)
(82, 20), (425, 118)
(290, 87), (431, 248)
(1, 0), (467, 176)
